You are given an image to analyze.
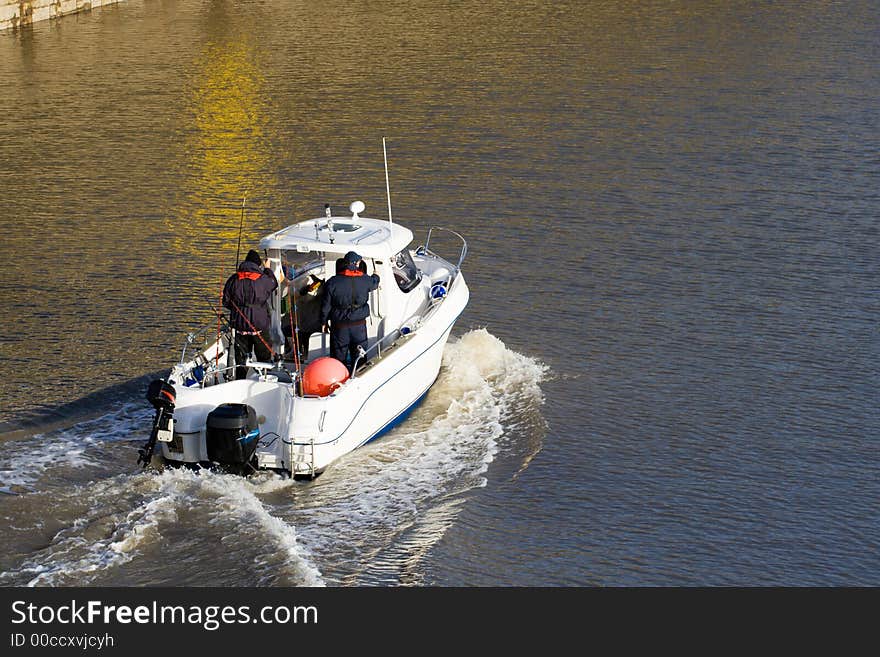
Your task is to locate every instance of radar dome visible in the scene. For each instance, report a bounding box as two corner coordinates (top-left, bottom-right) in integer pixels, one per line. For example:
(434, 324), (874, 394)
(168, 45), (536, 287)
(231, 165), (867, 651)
(350, 200), (366, 218)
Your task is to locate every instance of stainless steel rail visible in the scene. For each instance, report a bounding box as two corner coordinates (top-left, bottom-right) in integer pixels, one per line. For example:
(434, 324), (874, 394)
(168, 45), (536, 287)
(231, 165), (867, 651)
(350, 327), (405, 379)
(423, 226), (468, 274)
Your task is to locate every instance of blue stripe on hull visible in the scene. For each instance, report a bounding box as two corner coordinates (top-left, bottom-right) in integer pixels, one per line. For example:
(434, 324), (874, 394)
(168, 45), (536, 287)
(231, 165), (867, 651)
(360, 385), (432, 447)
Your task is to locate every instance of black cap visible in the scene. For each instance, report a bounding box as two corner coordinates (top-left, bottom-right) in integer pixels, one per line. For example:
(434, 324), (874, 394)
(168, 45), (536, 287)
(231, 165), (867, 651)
(344, 251), (362, 264)
(245, 250), (262, 265)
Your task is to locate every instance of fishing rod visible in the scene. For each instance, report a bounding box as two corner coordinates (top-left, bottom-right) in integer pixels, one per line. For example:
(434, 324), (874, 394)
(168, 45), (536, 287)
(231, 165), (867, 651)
(225, 296), (277, 358)
(215, 287), (224, 377)
(281, 252), (302, 380)
(207, 303), (231, 328)
(225, 193), (295, 379)
(229, 192), (249, 379)
(234, 194), (248, 269)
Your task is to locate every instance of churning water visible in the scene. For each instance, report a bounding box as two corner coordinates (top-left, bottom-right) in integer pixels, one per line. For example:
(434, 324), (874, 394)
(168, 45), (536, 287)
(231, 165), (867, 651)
(0, 330), (546, 586)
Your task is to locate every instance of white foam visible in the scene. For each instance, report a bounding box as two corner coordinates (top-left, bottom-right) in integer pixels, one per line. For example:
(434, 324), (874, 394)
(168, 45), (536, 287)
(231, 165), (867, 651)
(2, 467), (322, 587)
(1, 329), (546, 586)
(1, 473), (180, 586)
(288, 328), (548, 582)
(0, 404), (150, 489)
(439, 328), (548, 410)
(196, 472), (324, 587)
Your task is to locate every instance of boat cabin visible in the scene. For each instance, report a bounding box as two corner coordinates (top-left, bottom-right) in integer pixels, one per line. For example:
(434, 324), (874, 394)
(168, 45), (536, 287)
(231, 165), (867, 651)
(259, 203), (452, 369)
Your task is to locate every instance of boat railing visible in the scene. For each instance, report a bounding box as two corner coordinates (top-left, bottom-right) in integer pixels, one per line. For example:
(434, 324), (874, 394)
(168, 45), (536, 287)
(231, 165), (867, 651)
(173, 321), (228, 387)
(421, 227), (468, 276)
(349, 278), (454, 379)
(350, 229), (467, 378)
(350, 326), (405, 379)
(178, 320), (226, 366)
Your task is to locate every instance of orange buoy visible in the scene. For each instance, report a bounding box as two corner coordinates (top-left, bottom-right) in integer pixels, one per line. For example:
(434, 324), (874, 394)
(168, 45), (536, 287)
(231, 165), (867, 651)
(301, 357), (349, 397)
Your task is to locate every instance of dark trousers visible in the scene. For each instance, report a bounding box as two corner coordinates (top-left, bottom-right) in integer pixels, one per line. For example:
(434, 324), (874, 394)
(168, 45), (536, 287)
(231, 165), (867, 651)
(330, 322), (368, 369)
(233, 332), (272, 380)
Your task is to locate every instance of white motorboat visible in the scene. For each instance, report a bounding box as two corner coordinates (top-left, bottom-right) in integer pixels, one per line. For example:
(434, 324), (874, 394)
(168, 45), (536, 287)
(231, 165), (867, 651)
(140, 200), (468, 478)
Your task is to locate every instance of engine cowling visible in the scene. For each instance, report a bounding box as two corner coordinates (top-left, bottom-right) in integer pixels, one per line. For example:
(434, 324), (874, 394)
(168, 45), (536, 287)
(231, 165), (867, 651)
(206, 403), (259, 469)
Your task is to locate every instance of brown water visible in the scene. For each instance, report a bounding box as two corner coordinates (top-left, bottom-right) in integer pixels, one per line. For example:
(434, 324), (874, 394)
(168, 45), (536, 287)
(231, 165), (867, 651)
(0, 0), (878, 585)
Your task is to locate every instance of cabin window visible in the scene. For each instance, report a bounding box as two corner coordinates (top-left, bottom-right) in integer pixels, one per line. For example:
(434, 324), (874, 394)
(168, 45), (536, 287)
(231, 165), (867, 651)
(281, 250), (323, 279)
(391, 249), (421, 293)
(279, 250), (324, 314)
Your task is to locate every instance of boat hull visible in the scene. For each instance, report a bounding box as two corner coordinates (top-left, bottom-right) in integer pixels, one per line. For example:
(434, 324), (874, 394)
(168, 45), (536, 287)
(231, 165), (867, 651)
(161, 274), (468, 477)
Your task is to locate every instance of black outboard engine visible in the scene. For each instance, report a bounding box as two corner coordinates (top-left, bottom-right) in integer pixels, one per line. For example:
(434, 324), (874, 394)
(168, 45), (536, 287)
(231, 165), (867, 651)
(138, 379), (176, 468)
(206, 403), (260, 474)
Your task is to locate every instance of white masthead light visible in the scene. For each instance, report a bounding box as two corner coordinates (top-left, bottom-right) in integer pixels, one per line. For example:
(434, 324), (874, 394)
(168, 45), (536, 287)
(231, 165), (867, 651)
(350, 200), (365, 219)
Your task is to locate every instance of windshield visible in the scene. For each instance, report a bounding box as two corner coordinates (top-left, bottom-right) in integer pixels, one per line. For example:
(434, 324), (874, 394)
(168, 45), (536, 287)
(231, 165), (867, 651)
(281, 249), (323, 279)
(391, 249), (421, 293)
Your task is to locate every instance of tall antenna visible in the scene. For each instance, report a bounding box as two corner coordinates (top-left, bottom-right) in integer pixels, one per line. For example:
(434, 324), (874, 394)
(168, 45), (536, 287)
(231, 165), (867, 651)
(383, 137), (393, 226)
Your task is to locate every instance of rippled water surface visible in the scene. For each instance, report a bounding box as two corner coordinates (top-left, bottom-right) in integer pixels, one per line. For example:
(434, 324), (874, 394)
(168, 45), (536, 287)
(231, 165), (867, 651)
(0, 0), (878, 585)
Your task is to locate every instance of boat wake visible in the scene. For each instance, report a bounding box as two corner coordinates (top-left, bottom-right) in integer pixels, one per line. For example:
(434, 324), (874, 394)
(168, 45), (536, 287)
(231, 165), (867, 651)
(1, 474), (182, 586)
(0, 404), (151, 493)
(282, 328), (548, 584)
(0, 329), (546, 586)
(0, 468), (324, 587)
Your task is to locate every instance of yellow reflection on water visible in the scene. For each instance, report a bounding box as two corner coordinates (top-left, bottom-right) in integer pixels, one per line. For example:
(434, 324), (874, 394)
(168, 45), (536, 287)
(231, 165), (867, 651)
(171, 32), (276, 256)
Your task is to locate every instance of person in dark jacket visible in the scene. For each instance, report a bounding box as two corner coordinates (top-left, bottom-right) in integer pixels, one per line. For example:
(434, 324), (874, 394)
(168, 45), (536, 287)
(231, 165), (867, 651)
(321, 250), (380, 369)
(223, 249), (278, 379)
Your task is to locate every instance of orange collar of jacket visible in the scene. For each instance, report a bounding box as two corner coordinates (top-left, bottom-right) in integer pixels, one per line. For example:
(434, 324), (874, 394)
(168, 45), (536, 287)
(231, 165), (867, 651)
(237, 271), (262, 280)
(342, 269), (364, 277)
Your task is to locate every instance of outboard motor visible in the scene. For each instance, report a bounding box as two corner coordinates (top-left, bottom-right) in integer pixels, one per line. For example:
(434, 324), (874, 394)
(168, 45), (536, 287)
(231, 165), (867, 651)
(206, 403), (260, 473)
(138, 379), (176, 468)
